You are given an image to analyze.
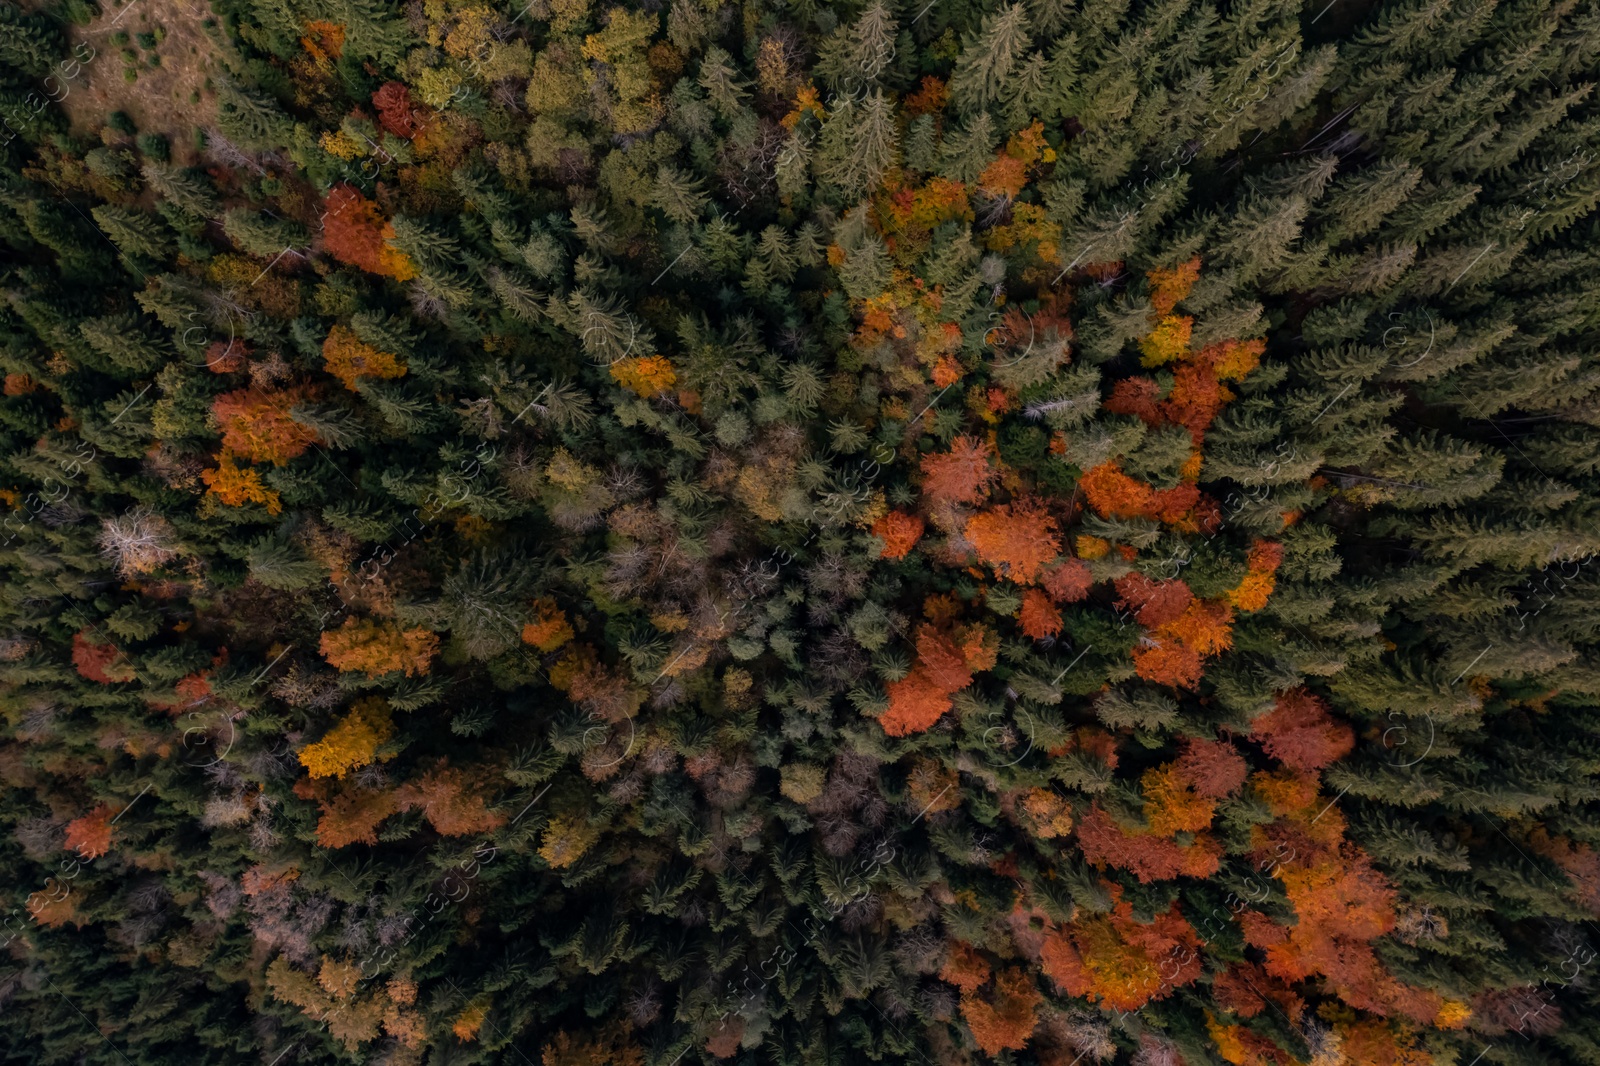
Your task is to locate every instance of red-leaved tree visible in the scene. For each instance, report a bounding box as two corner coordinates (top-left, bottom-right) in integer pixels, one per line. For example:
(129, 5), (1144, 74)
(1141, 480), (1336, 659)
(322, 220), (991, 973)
(322, 184), (418, 281)
(1249, 688), (1354, 771)
(920, 435), (998, 508)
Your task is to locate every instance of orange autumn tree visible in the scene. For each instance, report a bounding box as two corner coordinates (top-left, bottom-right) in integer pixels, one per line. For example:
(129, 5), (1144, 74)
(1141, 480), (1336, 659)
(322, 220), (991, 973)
(202, 452), (283, 514)
(1243, 770), (1445, 1025)
(372, 81), (425, 139)
(27, 887), (78, 928)
(322, 184), (418, 280)
(300, 777), (401, 847)
(452, 1002), (490, 1042)
(1082, 257), (1267, 553)
(212, 386), (321, 465)
(872, 510), (925, 559)
(1205, 1014), (1296, 1066)
(1111, 571), (1234, 689)
(939, 941), (992, 994)
(64, 804), (116, 859)
(965, 497), (1060, 583)
(920, 434), (999, 509)
(394, 761), (506, 836)
(1529, 826), (1600, 915)
(1228, 539), (1285, 612)
(265, 954), (391, 1053)
(880, 622), (995, 736)
(322, 325), (406, 390)
(960, 966), (1043, 1056)
(1039, 894), (1203, 1013)
(1172, 737), (1249, 799)
(609, 355), (677, 396)
(1078, 461), (1222, 533)
(540, 1025), (644, 1066)
(522, 597), (576, 652)
(1148, 255), (1201, 315)
(1137, 598), (1235, 687)
(1140, 760), (1221, 837)
(977, 121), (1055, 199)
(72, 629), (134, 684)
(1249, 688), (1354, 771)
(320, 617), (439, 677)
(1075, 800), (1223, 882)
(1016, 588), (1062, 640)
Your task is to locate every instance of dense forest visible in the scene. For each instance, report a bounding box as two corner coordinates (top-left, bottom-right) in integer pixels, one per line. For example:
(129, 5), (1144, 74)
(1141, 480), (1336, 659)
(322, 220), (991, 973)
(0, 0), (1599, 1062)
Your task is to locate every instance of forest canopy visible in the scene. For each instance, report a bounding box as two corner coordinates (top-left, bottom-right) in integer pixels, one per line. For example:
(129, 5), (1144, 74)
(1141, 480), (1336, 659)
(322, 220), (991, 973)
(0, 0), (1599, 1064)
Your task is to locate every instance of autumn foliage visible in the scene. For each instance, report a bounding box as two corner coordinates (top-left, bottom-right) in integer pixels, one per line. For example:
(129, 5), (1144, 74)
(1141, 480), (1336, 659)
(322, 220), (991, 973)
(201, 452), (283, 514)
(1016, 588), (1062, 640)
(965, 497), (1060, 583)
(872, 510), (925, 559)
(1172, 738), (1249, 799)
(609, 355), (678, 396)
(1039, 558), (1093, 603)
(1040, 895), (1203, 1012)
(880, 623), (994, 735)
(298, 697), (394, 779)
(64, 804), (116, 859)
(1076, 802), (1223, 882)
(1228, 539), (1284, 612)
(323, 325), (407, 390)
(1127, 593), (1234, 689)
(212, 387), (320, 465)
(920, 435), (998, 508)
(322, 184), (418, 280)
(522, 597), (576, 652)
(0, 20), (1569, 1066)
(320, 617), (439, 677)
(1079, 461), (1221, 532)
(960, 966), (1042, 1056)
(72, 629), (134, 684)
(372, 81), (425, 139)
(1148, 256), (1201, 315)
(394, 761), (506, 836)
(1249, 688), (1354, 771)
(305, 779), (401, 847)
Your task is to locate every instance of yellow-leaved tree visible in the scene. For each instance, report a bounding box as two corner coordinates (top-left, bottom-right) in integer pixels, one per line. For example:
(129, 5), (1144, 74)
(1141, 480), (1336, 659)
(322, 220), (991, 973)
(298, 698), (394, 780)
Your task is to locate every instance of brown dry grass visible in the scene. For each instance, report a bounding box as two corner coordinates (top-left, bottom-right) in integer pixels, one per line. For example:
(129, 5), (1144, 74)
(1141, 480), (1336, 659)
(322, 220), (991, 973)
(56, 0), (225, 163)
